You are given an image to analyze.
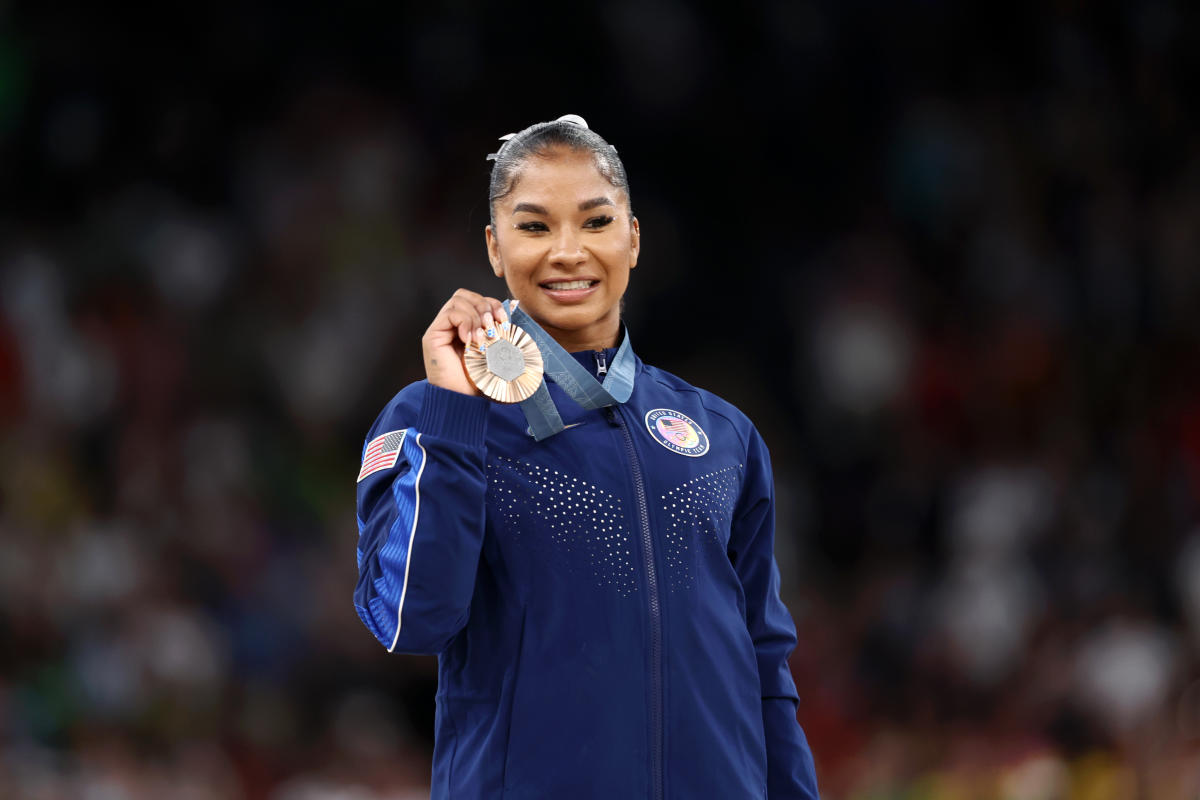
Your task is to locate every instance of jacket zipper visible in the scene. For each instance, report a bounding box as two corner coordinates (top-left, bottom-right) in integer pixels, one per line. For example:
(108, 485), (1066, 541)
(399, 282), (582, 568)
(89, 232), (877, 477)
(603, 398), (664, 800)
(595, 349), (608, 377)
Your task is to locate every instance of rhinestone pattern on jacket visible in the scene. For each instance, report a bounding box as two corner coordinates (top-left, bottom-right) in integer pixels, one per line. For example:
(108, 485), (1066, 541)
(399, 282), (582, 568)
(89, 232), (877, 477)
(660, 465), (744, 591)
(487, 455), (638, 596)
(486, 458), (745, 595)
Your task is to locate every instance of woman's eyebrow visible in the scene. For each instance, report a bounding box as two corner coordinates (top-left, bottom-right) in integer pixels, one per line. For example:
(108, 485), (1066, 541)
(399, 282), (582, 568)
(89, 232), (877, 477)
(512, 198), (614, 214)
(579, 197), (614, 211)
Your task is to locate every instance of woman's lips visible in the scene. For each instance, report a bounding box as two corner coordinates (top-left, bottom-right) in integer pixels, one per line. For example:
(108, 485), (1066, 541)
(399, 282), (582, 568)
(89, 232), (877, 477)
(539, 279), (599, 303)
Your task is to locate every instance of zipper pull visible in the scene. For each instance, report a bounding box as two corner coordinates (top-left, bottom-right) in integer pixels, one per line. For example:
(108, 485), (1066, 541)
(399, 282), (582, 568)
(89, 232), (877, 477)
(595, 350), (608, 377)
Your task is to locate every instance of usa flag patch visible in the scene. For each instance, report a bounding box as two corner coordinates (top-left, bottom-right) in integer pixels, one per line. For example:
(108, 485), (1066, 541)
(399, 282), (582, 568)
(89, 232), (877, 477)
(358, 430), (407, 482)
(644, 409), (709, 457)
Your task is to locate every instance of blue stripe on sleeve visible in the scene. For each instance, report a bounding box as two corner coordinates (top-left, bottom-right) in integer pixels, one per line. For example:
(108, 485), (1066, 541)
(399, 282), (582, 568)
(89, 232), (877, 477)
(366, 431), (427, 651)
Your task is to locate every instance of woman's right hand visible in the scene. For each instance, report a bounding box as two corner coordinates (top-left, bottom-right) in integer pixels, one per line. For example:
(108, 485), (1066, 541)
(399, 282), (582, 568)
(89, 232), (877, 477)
(422, 289), (512, 396)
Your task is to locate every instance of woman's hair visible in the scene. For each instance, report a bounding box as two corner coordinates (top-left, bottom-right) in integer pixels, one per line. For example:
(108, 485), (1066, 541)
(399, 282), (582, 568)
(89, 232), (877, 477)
(486, 114), (631, 228)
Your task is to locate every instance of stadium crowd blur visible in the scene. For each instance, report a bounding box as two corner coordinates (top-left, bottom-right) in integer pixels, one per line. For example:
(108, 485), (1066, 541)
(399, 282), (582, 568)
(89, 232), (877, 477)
(2, 2), (1199, 798)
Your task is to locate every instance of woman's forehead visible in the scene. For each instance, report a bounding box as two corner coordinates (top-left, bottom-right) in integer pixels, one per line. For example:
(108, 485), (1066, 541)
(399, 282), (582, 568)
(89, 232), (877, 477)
(501, 149), (627, 210)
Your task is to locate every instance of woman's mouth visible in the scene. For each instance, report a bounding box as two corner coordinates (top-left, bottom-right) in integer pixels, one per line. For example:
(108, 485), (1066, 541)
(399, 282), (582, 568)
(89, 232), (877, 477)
(541, 280), (597, 290)
(539, 279), (600, 302)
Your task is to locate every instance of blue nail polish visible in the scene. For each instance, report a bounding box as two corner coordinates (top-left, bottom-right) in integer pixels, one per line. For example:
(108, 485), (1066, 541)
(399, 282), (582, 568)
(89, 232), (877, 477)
(487, 328), (496, 338)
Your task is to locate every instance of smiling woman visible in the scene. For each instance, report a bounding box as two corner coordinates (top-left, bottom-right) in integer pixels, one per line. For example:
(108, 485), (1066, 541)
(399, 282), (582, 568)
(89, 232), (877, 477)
(485, 146), (639, 351)
(353, 115), (820, 800)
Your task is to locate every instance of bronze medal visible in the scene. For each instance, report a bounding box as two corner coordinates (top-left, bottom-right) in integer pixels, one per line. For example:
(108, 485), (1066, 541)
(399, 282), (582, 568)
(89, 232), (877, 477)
(464, 324), (544, 403)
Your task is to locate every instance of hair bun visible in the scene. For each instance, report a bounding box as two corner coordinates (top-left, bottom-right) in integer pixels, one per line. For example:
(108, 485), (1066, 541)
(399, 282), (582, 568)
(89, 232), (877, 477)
(556, 114), (588, 128)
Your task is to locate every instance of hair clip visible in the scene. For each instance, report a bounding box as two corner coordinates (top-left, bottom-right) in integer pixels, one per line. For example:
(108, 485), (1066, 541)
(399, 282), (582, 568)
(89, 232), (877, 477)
(486, 132), (520, 161)
(486, 118), (594, 162)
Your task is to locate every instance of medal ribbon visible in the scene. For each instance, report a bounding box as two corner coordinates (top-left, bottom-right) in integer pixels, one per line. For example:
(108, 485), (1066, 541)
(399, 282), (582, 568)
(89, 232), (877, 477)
(503, 300), (636, 441)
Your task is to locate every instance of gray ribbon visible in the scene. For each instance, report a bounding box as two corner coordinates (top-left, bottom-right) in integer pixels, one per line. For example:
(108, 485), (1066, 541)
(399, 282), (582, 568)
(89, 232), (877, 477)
(502, 300), (636, 441)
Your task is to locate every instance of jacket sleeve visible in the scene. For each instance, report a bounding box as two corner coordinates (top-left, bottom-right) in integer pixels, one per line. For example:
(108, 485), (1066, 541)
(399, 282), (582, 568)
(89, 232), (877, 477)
(354, 382), (490, 655)
(730, 426), (820, 800)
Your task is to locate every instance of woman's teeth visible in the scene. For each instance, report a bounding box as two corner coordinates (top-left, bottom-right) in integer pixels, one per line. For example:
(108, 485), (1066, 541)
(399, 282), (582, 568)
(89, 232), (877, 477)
(543, 280), (594, 290)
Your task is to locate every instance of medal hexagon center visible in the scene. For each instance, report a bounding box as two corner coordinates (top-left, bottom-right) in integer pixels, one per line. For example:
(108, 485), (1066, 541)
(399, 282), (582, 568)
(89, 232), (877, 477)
(486, 339), (526, 382)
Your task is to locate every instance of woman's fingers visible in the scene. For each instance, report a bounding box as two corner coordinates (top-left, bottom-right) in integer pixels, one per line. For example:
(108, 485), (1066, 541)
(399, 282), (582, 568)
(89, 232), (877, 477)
(430, 289), (512, 351)
(441, 294), (484, 344)
(424, 288), (510, 396)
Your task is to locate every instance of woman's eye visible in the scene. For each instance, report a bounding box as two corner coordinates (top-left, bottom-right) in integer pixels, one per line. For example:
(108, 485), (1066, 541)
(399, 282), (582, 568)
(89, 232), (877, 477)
(584, 215), (615, 229)
(515, 221), (549, 232)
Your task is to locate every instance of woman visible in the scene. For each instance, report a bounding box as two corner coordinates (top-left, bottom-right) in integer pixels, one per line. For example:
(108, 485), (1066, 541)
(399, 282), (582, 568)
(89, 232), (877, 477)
(354, 115), (819, 799)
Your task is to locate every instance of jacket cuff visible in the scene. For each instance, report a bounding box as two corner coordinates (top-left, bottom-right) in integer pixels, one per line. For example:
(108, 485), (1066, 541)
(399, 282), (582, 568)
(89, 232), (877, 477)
(418, 383), (490, 447)
(762, 696), (820, 799)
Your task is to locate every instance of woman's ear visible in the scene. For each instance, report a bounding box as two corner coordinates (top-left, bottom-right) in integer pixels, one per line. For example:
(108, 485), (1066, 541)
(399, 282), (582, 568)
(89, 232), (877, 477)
(629, 216), (640, 269)
(485, 224), (504, 277)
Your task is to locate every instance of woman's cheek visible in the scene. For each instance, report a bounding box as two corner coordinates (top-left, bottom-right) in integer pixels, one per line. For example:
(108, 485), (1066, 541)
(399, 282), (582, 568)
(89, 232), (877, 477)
(504, 247), (542, 280)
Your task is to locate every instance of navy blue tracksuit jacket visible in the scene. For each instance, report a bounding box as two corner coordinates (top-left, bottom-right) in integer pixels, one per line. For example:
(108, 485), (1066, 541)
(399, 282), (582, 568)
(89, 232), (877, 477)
(355, 343), (819, 799)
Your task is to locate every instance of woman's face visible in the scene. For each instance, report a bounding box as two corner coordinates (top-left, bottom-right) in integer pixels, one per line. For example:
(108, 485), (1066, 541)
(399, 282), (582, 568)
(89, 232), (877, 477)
(486, 146), (639, 351)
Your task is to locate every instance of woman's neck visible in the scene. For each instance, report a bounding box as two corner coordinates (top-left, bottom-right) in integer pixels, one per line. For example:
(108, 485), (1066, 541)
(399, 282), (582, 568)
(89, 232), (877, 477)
(542, 320), (621, 353)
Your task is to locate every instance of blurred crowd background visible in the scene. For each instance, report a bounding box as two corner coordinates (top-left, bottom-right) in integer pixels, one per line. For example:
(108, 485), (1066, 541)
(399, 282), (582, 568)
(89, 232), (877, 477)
(2, 1), (1199, 798)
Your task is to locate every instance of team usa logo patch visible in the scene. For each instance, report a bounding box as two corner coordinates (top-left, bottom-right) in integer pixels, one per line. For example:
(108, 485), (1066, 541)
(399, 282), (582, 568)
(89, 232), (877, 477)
(358, 429), (407, 482)
(644, 409), (709, 457)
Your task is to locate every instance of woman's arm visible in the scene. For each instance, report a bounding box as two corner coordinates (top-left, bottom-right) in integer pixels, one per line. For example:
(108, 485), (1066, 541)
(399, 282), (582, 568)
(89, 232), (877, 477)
(354, 289), (506, 654)
(354, 383), (490, 654)
(730, 427), (820, 800)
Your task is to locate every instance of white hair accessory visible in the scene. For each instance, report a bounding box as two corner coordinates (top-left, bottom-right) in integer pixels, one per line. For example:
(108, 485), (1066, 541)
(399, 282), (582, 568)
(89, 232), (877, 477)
(485, 115), (590, 161)
(486, 132), (518, 161)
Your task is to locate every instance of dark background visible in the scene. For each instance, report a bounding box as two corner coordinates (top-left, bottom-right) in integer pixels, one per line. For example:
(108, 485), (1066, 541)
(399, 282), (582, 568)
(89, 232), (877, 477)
(2, 1), (1199, 797)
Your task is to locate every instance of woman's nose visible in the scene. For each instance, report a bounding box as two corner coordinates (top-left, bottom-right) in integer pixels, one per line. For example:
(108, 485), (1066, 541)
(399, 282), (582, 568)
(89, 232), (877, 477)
(549, 228), (586, 265)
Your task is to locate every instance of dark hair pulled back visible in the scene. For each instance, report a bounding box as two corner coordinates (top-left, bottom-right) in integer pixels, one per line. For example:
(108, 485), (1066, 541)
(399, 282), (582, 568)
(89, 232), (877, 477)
(486, 114), (631, 228)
